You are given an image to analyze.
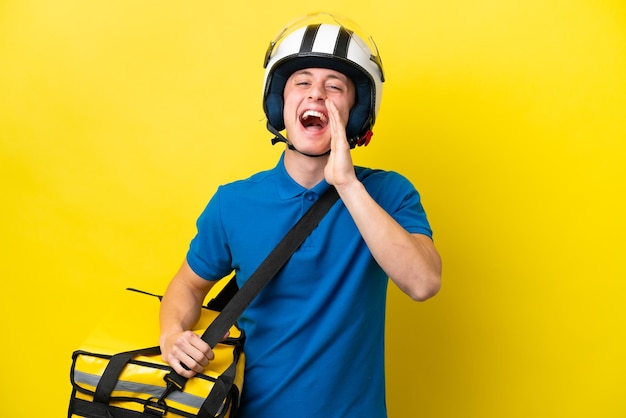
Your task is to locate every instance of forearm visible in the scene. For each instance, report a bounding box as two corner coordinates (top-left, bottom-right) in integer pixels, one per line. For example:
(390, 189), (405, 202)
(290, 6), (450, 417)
(160, 283), (201, 343)
(336, 180), (442, 301)
(158, 261), (216, 377)
(159, 261), (214, 343)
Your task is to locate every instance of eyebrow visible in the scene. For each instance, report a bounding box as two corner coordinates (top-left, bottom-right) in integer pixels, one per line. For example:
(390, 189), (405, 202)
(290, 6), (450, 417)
(293, 69), (349, 83)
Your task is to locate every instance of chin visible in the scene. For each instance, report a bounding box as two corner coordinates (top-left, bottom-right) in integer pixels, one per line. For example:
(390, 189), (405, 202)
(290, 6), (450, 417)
(289, 132), (330, 151)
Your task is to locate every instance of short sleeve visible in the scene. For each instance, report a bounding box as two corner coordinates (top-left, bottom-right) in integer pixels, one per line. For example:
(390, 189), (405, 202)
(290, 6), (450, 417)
(186, 187), (233, 281)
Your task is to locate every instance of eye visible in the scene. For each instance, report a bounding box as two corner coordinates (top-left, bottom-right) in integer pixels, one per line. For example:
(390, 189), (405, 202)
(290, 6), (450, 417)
(326, 84), (343, 92)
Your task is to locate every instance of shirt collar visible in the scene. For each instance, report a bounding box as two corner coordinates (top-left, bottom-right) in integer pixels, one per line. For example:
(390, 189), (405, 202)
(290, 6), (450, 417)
(274, 152), (332, 200)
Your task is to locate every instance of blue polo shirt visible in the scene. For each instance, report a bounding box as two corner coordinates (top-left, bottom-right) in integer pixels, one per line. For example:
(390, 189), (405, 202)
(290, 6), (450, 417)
(187, 153), (432, 418)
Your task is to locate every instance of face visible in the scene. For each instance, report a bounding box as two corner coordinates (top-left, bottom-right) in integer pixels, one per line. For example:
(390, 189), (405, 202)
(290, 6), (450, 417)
(282, 67), (356, 155)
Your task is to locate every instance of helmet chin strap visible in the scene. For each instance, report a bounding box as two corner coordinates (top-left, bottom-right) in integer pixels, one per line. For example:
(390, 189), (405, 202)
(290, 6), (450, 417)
(267, 122), (331, 158)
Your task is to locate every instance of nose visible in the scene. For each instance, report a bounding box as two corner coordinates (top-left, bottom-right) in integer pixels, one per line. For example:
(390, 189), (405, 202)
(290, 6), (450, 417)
(308, 83), (326, 101)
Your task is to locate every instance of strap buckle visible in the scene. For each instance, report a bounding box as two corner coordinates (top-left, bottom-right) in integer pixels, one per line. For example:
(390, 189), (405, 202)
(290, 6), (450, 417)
(143, 397), (167, 416)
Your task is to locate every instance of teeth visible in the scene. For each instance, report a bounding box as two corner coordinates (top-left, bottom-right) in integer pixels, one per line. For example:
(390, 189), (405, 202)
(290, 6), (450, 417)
(301, 110), (327, 122)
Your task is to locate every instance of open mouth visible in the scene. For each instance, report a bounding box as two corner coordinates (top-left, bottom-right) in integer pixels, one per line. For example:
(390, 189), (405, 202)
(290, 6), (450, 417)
(300, 110), (328, 130)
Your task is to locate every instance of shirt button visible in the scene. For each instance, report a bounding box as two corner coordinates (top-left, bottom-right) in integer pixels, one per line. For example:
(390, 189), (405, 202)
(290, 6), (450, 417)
(304, 192), (316, 201)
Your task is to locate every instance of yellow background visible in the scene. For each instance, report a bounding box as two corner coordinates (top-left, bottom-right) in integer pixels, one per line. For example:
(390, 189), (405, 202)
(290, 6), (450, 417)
(1, 0), (625, 416)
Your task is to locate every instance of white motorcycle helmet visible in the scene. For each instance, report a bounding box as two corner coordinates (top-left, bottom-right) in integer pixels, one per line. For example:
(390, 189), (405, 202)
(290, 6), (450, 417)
(263, 12), (385, 149)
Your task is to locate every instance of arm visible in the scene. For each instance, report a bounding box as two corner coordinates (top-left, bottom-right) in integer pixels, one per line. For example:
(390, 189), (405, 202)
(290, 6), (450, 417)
(159, 259), (218, 377)
(324, 100), (442, 301)
(333, 181), (441, 301)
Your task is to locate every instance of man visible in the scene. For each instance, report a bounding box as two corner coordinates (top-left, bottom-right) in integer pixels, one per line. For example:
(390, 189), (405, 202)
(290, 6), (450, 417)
(159, 13), (441, 417)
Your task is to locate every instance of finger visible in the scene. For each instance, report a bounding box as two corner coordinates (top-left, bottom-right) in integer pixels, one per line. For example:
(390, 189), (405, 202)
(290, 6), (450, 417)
(174, 332), (213, 372)
(180, 349), (212, 373)
(173, 360), (196, 378)
(325, 100), (340, 151)
(326, 99), (336, 124)
(325, 99), (348, 150)
(166, 347), (197, 378)
(176, 349), (212, 375)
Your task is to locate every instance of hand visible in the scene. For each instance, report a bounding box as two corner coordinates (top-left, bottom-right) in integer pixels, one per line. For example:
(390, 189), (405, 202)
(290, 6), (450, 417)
(324, 99), (358, 189)
(160, 330), (214, 378)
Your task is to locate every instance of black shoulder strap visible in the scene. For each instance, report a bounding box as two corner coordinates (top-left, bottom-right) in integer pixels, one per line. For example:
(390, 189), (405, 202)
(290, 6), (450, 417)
(93, 188), (340, 410)
(163, 186), (340, 393)
(201, 186), (339, 347)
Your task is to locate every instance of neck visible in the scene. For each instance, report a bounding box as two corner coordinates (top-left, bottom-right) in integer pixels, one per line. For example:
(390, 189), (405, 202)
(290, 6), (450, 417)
(283, 147), (328, 189)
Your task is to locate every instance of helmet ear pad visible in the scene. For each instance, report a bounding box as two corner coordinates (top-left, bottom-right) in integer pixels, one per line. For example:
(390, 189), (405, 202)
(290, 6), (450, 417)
(265, 69), (288, 131)
(264, 56), (374, 141)
(346, 80), (373, 140)
(265, 92), (285, 131)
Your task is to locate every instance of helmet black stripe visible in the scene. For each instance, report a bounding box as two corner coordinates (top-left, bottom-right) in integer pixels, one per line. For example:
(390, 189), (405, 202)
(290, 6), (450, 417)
(334, 27), (352, 58)
(300, 24), (321, 53)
